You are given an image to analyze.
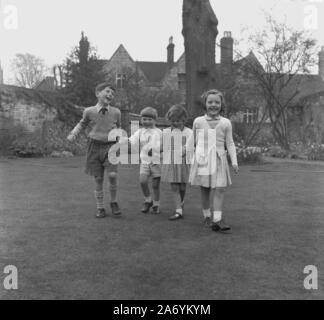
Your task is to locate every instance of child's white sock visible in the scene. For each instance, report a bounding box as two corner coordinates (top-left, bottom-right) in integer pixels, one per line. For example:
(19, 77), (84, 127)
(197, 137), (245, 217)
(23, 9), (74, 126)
(176, 208), (183, 215)
(94, 191), (104, 209)
(153, 200), (160, 207)
(203, 209), (211, 219)
(145, 196), (152, 203)
(213, 211), (222, 223)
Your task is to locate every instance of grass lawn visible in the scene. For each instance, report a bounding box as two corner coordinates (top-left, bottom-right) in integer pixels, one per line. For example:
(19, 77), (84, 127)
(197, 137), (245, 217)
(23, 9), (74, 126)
(0, 156), (323, 300)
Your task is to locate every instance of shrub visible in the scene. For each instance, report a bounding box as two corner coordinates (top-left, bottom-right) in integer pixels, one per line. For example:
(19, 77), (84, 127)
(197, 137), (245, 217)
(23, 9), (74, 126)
(11, 133), (44, 157)
(307, 144), (324, 161)
(233, 123), (274, 147)
(10, 120), (88, 157)
(41, 120), (88, 156)
(0, 122), (26, 156)
(263, 145), (288, 158)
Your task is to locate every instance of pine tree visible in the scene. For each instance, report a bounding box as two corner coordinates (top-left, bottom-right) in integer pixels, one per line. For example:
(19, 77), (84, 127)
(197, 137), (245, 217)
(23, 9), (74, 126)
(63, 32), (105, 107)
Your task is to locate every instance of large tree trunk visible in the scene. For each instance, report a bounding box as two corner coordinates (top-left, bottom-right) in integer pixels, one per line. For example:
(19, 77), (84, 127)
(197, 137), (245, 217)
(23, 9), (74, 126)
(182, 0), (218, 119)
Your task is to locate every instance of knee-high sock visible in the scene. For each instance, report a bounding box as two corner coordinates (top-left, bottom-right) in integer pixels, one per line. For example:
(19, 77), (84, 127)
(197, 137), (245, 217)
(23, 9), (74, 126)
(94, 190), (104, 209)
(109, 182), (117, 203)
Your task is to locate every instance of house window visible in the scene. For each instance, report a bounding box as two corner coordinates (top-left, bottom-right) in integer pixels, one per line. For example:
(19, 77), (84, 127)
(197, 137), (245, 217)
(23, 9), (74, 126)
(243, 109), (257, 124)
(178, 73), (186, 91)
(116, 73), (127, 89)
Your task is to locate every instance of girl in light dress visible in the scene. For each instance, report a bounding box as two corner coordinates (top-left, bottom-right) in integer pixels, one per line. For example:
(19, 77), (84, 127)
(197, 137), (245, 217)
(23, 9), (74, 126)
(188, 89), (239, 232)
(161, 104), (192, 221)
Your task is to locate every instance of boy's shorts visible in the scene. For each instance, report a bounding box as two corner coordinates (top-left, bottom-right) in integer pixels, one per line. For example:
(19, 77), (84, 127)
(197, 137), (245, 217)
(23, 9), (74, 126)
(85, 139), (118, 177)
(140, 163), (161, 178)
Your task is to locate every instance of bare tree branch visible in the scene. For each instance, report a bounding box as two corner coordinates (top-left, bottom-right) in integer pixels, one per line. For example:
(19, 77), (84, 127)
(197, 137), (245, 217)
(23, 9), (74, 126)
(11, 53), (48, 88)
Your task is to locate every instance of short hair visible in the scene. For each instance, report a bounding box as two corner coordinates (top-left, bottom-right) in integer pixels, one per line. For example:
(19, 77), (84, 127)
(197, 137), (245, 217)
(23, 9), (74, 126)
(201, 89), (226, 114)
(95, 82), (116, 94)
(140, 107), (158, 120)
(166, 104), (188, 121)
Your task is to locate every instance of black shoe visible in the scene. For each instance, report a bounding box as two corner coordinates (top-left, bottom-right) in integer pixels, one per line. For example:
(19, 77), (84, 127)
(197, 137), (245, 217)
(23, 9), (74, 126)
(151, 206), (161, 215)
(169, 212), (183, 221)
(212, 220), (231, 232)
(96, 208), (107, 219)
(141, 201), (153, 214)
(110, 202), (121, 216)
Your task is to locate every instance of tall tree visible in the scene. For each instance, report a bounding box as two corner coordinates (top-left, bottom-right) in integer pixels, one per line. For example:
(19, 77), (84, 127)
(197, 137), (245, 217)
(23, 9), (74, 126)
(62, 32), (105, 107)
(224, 71), (268, 147)
(243, 14), (317, 150)
(11, 53), (48, 88)
(182, 0), (218, 119)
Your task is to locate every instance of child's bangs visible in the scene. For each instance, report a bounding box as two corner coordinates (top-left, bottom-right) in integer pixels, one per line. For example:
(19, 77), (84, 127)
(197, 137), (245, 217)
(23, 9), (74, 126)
(167, 104), (188, 121)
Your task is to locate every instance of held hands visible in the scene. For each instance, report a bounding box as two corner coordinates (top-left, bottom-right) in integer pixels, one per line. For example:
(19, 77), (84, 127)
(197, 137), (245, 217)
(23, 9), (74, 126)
(181, 146), (186, 158)
(118, 136), (129, 145)
(232, 164), (239, 174)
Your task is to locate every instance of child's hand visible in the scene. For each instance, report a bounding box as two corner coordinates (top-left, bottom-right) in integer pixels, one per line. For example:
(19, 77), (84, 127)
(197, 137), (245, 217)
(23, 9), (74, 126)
(181, 146), (186, 158)
(119, 137), (129, 145)
(67, 134), (75, 142)
(232, 164), (239, 174)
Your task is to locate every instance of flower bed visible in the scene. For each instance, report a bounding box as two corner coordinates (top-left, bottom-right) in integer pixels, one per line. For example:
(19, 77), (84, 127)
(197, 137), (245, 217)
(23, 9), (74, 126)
(235, 143), (263, 164)
(10, 120), (88, 158)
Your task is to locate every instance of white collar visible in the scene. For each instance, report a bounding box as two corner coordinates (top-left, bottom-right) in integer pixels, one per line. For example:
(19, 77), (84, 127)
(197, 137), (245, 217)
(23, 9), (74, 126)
(205, 114), (221, 121)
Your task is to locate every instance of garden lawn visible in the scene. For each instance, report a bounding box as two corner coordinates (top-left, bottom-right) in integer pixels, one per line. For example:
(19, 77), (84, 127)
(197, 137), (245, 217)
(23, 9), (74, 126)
(0, 157), (323, 300)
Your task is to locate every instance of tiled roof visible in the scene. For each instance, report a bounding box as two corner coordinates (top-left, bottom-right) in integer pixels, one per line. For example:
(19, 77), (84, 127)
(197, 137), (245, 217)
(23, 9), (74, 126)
(230, 51), (324, 105)
(34, 77), (56, 91)
(136, 61), (169, 84)
(272, 74), (324, 106)
(0, 84), (82, 119)
(290, 74), (324, 102)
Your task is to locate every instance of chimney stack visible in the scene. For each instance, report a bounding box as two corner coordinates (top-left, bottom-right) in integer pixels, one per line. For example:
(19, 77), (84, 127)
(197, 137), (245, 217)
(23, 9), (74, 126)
(220, 31), (234, 67)
(319, 46), (324, 81)
(167, 36), (175, 67)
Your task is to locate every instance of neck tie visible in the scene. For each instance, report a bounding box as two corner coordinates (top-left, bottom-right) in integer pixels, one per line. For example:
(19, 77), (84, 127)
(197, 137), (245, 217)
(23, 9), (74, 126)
(99, 107), (107, 115)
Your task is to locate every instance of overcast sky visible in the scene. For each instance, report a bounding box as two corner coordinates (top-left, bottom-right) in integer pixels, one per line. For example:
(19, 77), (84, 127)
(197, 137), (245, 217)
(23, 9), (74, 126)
(0, 0), (323, 82)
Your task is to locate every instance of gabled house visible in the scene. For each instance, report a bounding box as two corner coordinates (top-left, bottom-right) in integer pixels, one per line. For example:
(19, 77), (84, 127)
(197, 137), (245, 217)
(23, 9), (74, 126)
(101, 32), (267, 123)
(102, 37), (185, 92)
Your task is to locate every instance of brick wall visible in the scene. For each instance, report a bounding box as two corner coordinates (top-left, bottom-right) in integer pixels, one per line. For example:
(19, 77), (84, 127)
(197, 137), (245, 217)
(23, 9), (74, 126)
(0, 85), (58, 136)
(0, 85), (57, 135)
